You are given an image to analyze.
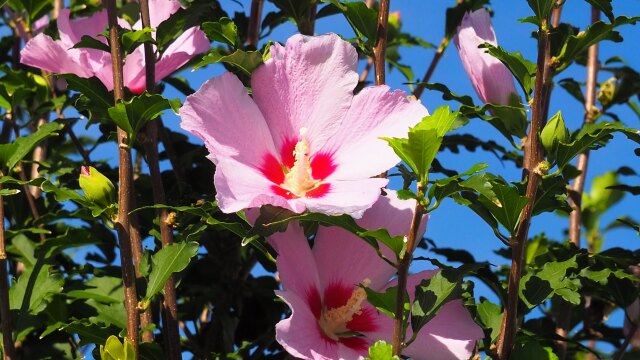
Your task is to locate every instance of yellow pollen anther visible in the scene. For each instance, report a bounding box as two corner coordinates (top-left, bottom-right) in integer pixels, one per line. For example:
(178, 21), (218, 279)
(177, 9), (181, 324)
(318, 279), (371, 340)
(281, 128), (320, 197)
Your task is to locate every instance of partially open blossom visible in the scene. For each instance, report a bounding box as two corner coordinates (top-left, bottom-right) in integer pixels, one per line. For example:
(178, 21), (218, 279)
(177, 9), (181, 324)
(269, 191), (483, 359)
(180, 34), (428, 218)
(624, 295), (640, 349)
(453, 9), (518, 106)
(20, 0), (209, 93)
(79, 166), (116, 207)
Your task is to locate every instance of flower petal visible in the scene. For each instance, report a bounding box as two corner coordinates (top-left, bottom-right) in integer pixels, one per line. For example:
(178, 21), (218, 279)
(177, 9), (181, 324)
(302, 178), (389, 219)
(20, 34), (94, 78)
(180, 72), (278, 167)
(320, 86), (428, 180)
(251, 33), (359, 153)
(404, 299), (483, 360)
(370, 271), (482, 360)
(149, 0), (182, 28)
(122, 46), (146, 93)
(276, 291), (340, 360)
(213, 158), (304, 214)
(453, 9), (517, 106)
(269, 223), (321, 299)
(312, 194), (408, 291)
(155, 27), (210, 81)
(358, 190), (428, 244)
(57, 9), (108, 47)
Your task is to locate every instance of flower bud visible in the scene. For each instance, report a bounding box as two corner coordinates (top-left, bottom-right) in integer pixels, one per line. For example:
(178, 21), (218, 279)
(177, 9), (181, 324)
(597, 77), (616, 107)
(79, 166), (116, 207)
(453, 9), (519, 106)
(540, 111), (569, 153)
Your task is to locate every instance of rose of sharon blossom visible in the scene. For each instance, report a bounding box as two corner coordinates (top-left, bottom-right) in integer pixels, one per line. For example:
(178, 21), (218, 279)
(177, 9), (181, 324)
(453, 9), (518, 106)
(268, 190), (484, 359)
(180, 34), (428, 218)
(20, 0), (209, 93)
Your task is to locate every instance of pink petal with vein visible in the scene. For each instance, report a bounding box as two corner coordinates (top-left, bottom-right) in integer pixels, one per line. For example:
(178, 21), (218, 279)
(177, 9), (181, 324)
(454, 9), (518, 106)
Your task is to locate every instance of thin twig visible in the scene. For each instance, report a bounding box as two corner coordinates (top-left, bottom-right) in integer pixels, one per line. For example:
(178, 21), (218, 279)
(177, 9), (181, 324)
(246, 0), (263, 47)
(412, 36), (448, 100)
(105, 0), (140, 351)
(139, 0), (181, 355)
(392, 184), (425, 356)
(0, 179), (17, 359)
(496, 16), (554, 360)
(372, 0), (390, 85)
(556, 8), (601, 359)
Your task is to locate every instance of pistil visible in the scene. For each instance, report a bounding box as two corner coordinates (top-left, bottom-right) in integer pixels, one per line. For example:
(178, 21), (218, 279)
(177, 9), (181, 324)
(281, 128), (320, 197)
(318, 279), (371, 340)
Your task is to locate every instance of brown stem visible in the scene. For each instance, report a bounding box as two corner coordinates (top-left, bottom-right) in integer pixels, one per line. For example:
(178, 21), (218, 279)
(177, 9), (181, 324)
(392, 184), (425, 356)
(496, 17), (553, 360)
(412, 37), (448, 100)
(372, 0), (390, 85)
(297, 1), (317, 35)
(139, 0), (180, 355)
(0, 180), (16, 359)
(246, 0), (263, 47)
(568, 7), (600, 247)
(29, 117), (48, 199)
(556, 8), (601, 359)
(105, 0), (140, 351)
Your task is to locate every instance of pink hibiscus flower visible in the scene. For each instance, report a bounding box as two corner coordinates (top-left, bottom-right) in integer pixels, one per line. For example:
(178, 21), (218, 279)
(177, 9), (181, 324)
(20, 0), (209, 93)
(180, 34), (428, 218)
(453, 9), (518, 106)
(269, 191), (484, 359)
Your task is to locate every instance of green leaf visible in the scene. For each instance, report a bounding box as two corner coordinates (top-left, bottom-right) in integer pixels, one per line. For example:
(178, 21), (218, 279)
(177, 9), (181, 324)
(63, 321), (113, 346)
(526, 0), (555, 20)
(511, 335), (560, 360)
(322, 0), (377, 45)
(121, 28), (154, 55)
(193, 48), (263, 75)
(100, 335), (135, 360)
(201, 18), (239, 47)
(478, 181), (529, 235)
(363, 286), (397, 318)
(108, 92), (179, 144)
(145, 241), (199, 300)
(520, 255), (579, 309)
(359, 229), (405, 259)
(479, 43), (536, 99)
(364, 341), (401, 360)
(558, 78), (585, 103)
(72, 35), (111, 53)
(553, 122), (640, 170)
(585, 0), (614, 22)
(411, 263), (484, 333)
(555, 17), (640, 72)
(383, 106), (457, 184)
(0, 121), (63, 171)
(58, 74), (112, 122)
(477, 300), (503, 341)
(9, 264), (64, 315)
(66, 276), (123, 304)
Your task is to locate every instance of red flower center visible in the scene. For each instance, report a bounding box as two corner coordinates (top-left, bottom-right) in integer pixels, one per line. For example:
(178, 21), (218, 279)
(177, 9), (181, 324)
(305, 281), (379, 353)
(259, 130), (337, 199)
